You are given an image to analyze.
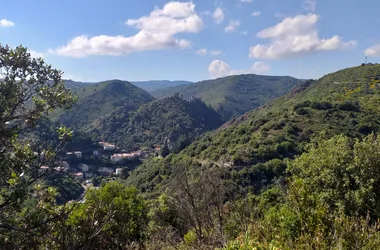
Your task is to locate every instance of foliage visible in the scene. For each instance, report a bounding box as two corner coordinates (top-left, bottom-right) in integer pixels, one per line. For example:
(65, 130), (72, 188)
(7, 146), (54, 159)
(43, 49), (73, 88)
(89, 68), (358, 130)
(58, 79), (155, 130)
(89, 95), (224, 151)
(55, 182), (149, 249)
(0, 44), (76, 247)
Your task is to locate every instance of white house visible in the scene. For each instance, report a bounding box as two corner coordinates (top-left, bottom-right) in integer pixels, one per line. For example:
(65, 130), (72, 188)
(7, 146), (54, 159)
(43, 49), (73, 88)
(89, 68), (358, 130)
(74, 151), (82, 158)
(39, 166), (49, 175)
(74, 172), (84, 181)
(104, 144), (116, 151)
(116, 168), (124, 176)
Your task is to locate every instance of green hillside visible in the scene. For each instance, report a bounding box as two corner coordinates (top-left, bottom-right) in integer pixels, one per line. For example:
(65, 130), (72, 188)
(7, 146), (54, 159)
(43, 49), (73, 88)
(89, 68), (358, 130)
(152, 74), (302, 120)
(128, 64), (380, 191)
(88, 95), (224, 151)
(58, 80), (155, 129)
(132, 80), (193, 92)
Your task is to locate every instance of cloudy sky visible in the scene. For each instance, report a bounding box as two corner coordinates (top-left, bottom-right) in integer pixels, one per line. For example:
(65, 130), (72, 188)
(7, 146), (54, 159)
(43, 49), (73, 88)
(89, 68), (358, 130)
(1, 0), (379, 82)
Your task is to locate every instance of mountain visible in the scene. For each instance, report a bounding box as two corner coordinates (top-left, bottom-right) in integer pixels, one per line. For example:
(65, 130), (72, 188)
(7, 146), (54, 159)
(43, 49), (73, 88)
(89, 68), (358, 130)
(132, 80), (193, 92)
(88, 95), (224, 151)
(58, 80), (155, 129)
(128, 64), (380, 191)
(63, 79), (93, 90)
(151, 74), (302, 120)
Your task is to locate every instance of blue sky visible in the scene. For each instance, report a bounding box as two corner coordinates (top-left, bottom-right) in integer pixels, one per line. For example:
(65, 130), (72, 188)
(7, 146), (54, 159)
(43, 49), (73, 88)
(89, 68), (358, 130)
(1, 0), (380, 82)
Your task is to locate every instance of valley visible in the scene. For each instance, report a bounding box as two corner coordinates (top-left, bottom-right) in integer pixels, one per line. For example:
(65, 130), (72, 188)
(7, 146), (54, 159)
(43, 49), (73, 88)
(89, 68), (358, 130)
(3, 43), (380, 249)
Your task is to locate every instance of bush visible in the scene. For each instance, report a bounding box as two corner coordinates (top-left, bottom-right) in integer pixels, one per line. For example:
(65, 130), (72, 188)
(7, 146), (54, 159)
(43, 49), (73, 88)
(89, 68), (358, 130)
(337, 101), (360, 111)
(310, 101), (333, 110)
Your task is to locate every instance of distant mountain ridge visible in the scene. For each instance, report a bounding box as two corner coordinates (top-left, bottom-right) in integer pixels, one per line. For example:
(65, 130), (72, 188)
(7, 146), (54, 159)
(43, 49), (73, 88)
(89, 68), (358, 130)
(152, 74), (303, 120)
(131, 80), (193, 92)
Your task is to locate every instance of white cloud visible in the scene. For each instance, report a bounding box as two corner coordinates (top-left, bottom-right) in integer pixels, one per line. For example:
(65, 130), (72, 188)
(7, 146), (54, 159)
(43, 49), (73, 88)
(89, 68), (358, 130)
(213, 7), (224, 24)
(240, 0), (253, 3)
(241, 31), (248, 35)
(196, 48), (207, 55)
(365, 44), (380, 57)
(196, 49), (222, 56)
(303, 0), (316, 12)
(51, 1), (203, 57)
(224, 19), (240, 33)
(208, 60), (270, 78)
(249, 14), (356, 59)
(0, 19), (14, 27)
(210, 50), (222, 55)
(252, 11), (261, 17)
(29, 50), (44, 58)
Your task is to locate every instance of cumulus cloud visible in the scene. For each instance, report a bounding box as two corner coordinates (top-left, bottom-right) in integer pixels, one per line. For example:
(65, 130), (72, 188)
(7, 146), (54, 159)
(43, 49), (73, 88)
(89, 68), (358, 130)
(249, 14), (356, 59)
(51, 1), (203, 57)
(196, 48), (207, 55)
(225, 19), (240, 33)
(213, 7), (224, 24)
(196, 49), (222, 56)
(365, 44), (380, 57)
(29, 50), (44, 58)
(210, 50), (222, 55)
(208, 60), (270, 78)
(303, 0), (316, 12)
(0, 19), (14, 27)
(252, 11), (261, 17)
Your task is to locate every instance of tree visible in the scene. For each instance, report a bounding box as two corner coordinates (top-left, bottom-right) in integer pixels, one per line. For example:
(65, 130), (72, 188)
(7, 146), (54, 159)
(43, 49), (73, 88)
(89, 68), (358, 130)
(54, 182), (149, 249)
(0, 44), (75, 247)
(160, 140), (170, 158)
(165, 167), (232, 247)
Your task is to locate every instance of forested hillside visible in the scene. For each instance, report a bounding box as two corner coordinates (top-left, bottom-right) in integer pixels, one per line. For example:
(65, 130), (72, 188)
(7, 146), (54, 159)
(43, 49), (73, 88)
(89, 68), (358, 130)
(152, 74), (302, 120)
(89, 95), (224, 151)
(58, 80), (155, 129)
(129, 64), (380, 192)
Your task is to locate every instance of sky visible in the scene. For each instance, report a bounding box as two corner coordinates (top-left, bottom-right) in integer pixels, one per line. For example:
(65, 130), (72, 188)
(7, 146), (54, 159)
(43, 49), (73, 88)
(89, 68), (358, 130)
(1, 0), (380, 82)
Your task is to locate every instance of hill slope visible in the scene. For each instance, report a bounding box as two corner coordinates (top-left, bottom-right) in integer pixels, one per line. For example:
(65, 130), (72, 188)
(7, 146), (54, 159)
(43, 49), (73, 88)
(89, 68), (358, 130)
(132, 80), (192, 92)
(128, 64), (380, 191)
(152, 74), (302, 120)
(88, 95), (224, 151)
(58, 80), (155, 129)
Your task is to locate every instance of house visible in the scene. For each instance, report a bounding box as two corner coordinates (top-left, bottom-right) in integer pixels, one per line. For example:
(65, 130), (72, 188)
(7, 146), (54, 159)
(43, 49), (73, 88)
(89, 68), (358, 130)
(39, 165), (49, 175)
(98, 167), (113, 176)
(74, 151), (82, 158)
(60, 161), (70, 171)
(81, 164), (90, 172)
(66, 152), (74, 158)
(104, 144), (116, 151)
(116, 168), (124, 176)
(74, 172), (84, 181)
(111, 154), (123, 163)
(111, 150), (142, 163)
(99, 142), (116, 151)
(54, 166), (65, 172)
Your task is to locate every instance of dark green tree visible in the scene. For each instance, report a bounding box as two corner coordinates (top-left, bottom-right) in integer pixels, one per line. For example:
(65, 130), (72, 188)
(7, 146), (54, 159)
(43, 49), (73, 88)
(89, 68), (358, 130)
(0, 44), (75, 247)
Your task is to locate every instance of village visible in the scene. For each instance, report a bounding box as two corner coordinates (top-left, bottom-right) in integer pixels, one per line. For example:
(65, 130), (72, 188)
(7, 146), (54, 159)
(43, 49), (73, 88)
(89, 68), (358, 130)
(36, 141), (161, 185)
